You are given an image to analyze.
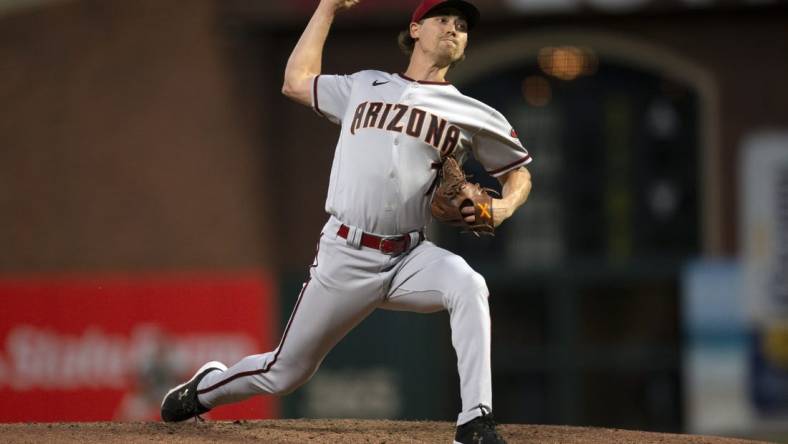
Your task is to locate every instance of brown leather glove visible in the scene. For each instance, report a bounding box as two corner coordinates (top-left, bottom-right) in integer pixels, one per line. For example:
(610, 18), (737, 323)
(430, 156), (495, 236)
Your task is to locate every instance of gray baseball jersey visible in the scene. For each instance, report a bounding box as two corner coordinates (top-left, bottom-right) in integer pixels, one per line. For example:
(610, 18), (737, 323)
(313, 70), (532, 235)
(192, 70), (532, 428)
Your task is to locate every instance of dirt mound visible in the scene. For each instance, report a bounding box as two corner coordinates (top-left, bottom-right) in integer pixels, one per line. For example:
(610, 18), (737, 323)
(0, 419), (770, 443)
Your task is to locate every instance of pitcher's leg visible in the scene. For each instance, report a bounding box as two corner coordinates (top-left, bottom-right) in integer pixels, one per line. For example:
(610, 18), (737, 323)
(198, 272), (377, 409)
(381, 244), (493, 425)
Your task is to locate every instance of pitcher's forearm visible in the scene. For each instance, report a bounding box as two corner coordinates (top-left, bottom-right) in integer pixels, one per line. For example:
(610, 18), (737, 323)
(493, 167), (532, 224)
(282, 2), (338, 101)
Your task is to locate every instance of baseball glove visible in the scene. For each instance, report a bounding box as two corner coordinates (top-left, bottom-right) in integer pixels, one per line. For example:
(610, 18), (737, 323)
(430, 156), (496, 236)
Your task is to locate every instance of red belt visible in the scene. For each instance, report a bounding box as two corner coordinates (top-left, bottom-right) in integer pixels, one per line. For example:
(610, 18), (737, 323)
(337, 225), (424, 256)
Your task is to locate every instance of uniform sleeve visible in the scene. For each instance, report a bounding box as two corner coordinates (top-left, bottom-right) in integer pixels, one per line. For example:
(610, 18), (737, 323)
(311, 73), (355, 125)
(472, 109), (532, 177)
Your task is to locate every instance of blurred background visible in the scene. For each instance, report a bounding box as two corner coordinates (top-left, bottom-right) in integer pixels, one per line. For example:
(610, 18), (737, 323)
(0, 0), (787, 441)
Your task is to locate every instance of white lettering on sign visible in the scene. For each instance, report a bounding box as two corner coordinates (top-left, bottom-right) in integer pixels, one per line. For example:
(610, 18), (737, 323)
(0, 324), (255, 390)
(305, 368), (402, 419)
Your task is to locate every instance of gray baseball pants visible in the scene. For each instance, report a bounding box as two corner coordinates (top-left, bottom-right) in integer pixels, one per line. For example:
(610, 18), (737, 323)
(196, 216), (493, 425)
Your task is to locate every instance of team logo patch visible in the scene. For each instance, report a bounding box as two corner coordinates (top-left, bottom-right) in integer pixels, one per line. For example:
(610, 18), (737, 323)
(510, 128), (518, 138)
(477, 203), (491, 219)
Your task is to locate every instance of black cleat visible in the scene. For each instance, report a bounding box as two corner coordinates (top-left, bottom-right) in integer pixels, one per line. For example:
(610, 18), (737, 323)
(454, 405), (507, 444)
(161, 361), (227, 422)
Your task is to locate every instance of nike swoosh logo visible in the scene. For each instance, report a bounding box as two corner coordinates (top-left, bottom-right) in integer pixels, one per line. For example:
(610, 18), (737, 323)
(372, 80), (390, 86)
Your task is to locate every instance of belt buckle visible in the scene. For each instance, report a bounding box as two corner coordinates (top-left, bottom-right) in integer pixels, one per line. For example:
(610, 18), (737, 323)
(378, 235), (404, 256)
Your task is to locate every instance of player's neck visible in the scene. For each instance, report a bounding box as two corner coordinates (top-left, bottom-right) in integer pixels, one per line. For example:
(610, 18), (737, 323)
(404, 53), (451, 83)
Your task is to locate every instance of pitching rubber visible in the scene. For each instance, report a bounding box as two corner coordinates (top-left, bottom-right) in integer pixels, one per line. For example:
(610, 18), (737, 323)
(160, 361), (228, 408)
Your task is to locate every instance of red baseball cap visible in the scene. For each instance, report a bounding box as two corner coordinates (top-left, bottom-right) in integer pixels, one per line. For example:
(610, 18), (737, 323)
(411, 0), (480, 30)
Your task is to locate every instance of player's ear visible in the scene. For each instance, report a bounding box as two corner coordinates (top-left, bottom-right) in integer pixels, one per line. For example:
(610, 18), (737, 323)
(409, 21), (420, 39)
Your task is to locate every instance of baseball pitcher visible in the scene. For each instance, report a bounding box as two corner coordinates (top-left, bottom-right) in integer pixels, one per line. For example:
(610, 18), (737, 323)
(161, 1), (533, 442)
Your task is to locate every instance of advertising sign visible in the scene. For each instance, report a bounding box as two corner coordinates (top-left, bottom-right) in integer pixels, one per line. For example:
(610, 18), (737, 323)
(741, 132), (788, 415)
(0, 273), (278, 422)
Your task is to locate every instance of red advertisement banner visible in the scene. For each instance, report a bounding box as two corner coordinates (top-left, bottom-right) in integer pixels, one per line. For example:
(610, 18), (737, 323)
(0, 273), (278, 422)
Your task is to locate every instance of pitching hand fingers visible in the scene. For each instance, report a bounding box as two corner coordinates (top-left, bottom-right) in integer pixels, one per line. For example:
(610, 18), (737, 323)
(335, 0), (361, 9)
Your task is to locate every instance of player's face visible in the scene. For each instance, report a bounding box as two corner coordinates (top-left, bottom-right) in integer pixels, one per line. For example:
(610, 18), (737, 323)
(412, 12), (469, 66)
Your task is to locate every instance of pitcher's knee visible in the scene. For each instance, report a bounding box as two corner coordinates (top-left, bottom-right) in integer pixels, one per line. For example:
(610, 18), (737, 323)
(441, 256), (488, 299)
(443, 271), (489, 315)
(457, 271), (488, 299)
(470, 271), (488, 296)
(269, 367), (315, 396)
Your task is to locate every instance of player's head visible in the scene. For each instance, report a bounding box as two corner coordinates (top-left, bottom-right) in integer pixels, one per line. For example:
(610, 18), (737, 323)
(398, 0), (480, 68)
